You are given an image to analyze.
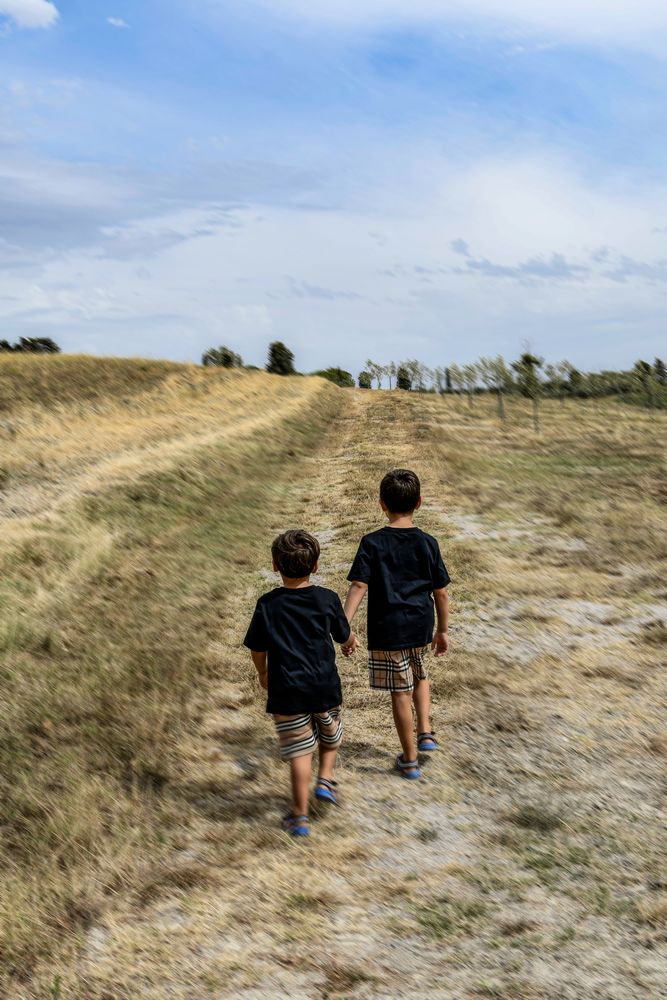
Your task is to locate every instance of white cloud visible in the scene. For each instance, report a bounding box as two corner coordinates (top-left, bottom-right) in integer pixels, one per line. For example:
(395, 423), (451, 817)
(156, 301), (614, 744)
(0, 0), (58, 29)
(107, 16), (128, 29)
(1, 134), (666, 369)
(249, 0), (667, 55)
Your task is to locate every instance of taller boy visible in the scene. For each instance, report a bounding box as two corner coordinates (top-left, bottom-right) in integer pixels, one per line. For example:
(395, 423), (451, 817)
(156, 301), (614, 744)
(344, 469), (450, 780)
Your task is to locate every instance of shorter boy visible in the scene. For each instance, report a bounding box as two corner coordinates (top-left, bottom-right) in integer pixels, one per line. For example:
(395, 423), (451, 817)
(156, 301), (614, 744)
(244, 529), (356, 837)
(344, 469), (450, 780)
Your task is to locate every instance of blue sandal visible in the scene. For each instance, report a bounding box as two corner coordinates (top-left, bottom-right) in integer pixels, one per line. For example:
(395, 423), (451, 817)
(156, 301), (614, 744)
(396, 754), (421, 780)
(314, 777), (338, 804)
(282, 814), (310, 837)
(418, 732), (440, 752)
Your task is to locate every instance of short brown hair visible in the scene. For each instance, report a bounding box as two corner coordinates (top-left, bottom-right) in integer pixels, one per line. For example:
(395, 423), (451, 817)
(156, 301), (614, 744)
(271, 529), (320, 578)
(380, 468), (421, 513)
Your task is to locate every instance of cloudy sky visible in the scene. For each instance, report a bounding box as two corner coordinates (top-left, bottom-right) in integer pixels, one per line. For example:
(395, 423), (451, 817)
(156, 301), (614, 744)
(1, 0), (666, 371)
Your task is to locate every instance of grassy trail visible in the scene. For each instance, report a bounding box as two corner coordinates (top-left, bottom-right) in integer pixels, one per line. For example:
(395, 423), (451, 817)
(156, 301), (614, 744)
(66, 389), (665, 1000)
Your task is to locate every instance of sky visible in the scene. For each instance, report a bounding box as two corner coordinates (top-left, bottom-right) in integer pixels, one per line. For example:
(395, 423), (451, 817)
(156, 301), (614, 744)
(1, 1), (667, 372)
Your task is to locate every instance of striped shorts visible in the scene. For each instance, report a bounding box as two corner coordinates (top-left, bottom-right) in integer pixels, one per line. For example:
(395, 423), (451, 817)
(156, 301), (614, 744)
(273, 707), (343, 761)
(368, 646), (430, 692)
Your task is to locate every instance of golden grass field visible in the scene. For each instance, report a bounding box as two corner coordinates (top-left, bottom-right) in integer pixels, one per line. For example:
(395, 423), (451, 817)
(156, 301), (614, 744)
(0, 355), (665, 999)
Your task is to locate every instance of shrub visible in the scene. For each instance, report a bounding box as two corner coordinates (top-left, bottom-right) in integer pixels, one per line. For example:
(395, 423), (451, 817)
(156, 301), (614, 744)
(313, 367), (355, 387)
(267, 341), (296, 376)
(201, 346), (243, 368)
(396, 366), (411, 390)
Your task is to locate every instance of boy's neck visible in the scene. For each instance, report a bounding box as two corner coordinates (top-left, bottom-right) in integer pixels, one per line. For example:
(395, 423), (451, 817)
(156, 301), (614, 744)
(280, 574), (313, 589)
(385, 511), (415, 528)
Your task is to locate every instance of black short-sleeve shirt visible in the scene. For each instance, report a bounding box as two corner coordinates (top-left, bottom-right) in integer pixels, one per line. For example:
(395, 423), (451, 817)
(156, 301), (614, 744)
(347, 526), (450, 651)
(243, 585), (350, 715)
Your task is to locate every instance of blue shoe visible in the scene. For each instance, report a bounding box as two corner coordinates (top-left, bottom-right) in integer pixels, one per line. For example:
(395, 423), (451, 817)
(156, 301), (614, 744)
(396, 754), (421, 780)
(282, 814), (310, 837)
(418, 732), (440, 752)
(314, 777), (338, 804)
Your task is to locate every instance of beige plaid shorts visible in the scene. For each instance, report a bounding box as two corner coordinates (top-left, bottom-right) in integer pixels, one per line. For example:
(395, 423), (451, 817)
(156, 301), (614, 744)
(272, 707), (343, 761)
(368, 646), (430, 692)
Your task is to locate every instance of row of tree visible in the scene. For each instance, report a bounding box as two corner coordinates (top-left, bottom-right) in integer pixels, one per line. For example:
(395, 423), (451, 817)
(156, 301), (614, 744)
(356, 354), (667, 422)
(0, 337), (61, 353)
(202, 341), (297, 375)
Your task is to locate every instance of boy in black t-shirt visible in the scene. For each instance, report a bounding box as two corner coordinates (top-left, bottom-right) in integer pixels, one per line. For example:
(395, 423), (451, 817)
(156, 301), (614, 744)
(344, 469), (450, 780)
(244, 530), (357, 837)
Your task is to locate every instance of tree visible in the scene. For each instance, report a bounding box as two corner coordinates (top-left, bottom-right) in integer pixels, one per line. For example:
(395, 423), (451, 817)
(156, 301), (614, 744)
(445, 367), (453, 393)
(358, 370), (372, 389)
(404, 359), (422, 391)
(477, 355), (512, 421)
(314, 367), (354, 387)
(201, 345), (243, 368)
(386, 361), (397, 389)
(654, 358), (666, 385)
(433, 366), (446, 394)
(568, 365), (583, 396)
(512, 351), (544, 432)
(414, 363), (434, 392)
(396, 365), (412, 390)
(633, 359), (655, 409)
(462, 363), (478, 408)
(544, 360), (572, 402)
(267, 341), (295, 375)
(448, 363), (465, 401)
(365, 359), (386, 389)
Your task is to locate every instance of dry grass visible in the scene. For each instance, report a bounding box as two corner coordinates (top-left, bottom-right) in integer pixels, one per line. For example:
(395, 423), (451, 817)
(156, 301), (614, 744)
(0, 359), (340, 994)
(2, 373), (666, 998)
(0, 353), (182, 412)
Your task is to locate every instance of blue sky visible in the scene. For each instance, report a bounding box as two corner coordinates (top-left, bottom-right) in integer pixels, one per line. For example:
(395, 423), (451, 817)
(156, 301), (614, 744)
(1, 0), (666, 372)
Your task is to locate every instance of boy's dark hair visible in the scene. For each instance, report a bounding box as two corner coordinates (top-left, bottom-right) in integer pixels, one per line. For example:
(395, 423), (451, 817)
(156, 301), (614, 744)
(380, 468), (421, 513)
(271, 529), (320, 578)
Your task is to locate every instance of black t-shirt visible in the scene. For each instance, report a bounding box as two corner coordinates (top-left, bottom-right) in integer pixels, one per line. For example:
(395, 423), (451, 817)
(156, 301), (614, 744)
(243, 585), (350, 715)
(347, 526), (450, 651)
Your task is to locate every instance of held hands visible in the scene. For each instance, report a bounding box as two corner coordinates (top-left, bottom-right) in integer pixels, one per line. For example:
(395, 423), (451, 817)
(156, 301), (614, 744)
(341, 633), (360, 657)
(431, 631), (449, 656)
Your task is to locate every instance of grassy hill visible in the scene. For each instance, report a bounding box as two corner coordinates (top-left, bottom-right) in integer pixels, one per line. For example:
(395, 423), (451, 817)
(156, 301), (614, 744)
(1, 358), (665, 998)
(0, 357), (341, 993)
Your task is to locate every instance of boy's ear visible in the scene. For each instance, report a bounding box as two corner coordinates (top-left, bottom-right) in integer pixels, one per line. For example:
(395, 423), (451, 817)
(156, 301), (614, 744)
(313, 559), (319, 574)
(379, 498), (388, 512)
(272, 559), (279, 573)
(415, 496), (423, 510)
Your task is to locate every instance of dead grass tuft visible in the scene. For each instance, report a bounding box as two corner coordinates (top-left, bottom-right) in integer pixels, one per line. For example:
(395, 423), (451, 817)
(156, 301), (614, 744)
(505, 805), (563, 834)
(641, 619), (667, 646)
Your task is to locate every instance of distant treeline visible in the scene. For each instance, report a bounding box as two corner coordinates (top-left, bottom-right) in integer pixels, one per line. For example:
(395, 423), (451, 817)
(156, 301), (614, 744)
(201, 342), (666, 412)
(0, 337), (61, 354)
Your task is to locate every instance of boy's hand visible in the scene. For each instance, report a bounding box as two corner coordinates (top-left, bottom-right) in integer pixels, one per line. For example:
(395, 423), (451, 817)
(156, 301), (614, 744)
(258, 670), (268, 689)
(431, 631), (449, 656)
(341, 633), (360, 657)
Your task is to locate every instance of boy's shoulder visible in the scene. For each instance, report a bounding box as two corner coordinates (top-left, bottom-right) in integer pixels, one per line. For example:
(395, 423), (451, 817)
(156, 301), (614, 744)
(361, 526), (438, 546)
(256, 585), (338, 605)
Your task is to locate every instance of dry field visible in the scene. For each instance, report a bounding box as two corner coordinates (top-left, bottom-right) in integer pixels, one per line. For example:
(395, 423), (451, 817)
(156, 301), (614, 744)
(0, 357), (665, 999)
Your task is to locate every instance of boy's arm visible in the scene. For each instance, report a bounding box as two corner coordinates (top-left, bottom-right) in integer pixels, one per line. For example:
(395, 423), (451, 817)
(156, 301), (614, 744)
(250, 649), (268, 689)
(432, 587), (449, 656)
(344, 580), (368, 624)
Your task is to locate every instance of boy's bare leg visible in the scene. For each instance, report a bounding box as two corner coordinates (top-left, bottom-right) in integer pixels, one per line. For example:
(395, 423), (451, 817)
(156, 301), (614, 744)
(289, 753), (313, 816)
(391, 691), (417, 761)
(317, 745), (338, 783)
(412, 677), (432, 736)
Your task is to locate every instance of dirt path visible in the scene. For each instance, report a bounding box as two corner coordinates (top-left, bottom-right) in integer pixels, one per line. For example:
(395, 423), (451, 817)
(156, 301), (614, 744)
(76, 389), (666, 1000)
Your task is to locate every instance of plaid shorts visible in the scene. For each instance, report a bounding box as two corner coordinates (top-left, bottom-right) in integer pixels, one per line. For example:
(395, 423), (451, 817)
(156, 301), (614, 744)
(272, 707), (343, 761)
(368, 646), (430, 692)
